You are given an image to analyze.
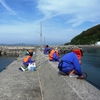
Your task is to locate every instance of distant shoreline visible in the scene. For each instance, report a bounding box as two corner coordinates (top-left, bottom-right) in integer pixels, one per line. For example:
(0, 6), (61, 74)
(79, 45), (100, 48)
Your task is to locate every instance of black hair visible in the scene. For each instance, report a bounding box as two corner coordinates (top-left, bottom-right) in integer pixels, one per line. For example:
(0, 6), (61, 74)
(80, 49), (83, 56)
(48, 49), (52, 54)
(29, 52), (33, 56)
(46, 45), (49, 47)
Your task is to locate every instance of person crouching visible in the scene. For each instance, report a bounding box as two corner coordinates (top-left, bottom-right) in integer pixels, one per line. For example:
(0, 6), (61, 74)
(21, 50), (35, 71)
(58, 48), (84, 79)
(49, 47), (60, 62)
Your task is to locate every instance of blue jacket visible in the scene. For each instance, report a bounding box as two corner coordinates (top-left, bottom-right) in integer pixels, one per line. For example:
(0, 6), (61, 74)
(58, 52), (82, 76)
(44, 47), (51, 54)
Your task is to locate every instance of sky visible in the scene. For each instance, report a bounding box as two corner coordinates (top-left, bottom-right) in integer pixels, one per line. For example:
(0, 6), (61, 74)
(0, 0), (100, 45)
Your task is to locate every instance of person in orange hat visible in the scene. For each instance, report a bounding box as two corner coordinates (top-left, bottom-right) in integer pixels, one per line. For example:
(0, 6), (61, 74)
(58, 48), (84, 79)
(72, 48), (83, 65)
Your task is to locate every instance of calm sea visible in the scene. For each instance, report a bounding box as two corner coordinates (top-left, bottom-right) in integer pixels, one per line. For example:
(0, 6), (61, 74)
(0, 56), (16, 72)
(81, 47), (100, 90)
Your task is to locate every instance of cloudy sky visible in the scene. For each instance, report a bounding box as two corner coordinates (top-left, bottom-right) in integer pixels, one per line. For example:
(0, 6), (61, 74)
(0, 0), (100, 45)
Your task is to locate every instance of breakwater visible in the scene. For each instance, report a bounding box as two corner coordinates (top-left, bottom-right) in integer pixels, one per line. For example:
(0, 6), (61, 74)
(0, 45), (80, 56)
(1, 45), (99, 56)
(57, 45), (81, 54)
(53, 45), (100, 54)
(0, 46), (36, 56)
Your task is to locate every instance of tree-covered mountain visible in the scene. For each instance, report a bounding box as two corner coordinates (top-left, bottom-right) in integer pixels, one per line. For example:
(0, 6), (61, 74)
(65, 24), (100, 45)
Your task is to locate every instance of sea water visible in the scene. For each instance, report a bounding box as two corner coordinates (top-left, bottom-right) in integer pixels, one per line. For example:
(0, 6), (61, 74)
(0, 56), (16, 72)
(81, 47), (100, 90)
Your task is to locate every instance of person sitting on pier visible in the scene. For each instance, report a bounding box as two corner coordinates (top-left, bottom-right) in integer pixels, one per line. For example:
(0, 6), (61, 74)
(21, 49), (35, 71)
(58, 48), (84, 79)
(49, 47), (60, 62)
(44, 45), (51, 54)
(24, 50), (29, 55)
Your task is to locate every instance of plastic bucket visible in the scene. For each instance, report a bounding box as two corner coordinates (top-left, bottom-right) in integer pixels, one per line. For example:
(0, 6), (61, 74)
(30, 66), (35, 72)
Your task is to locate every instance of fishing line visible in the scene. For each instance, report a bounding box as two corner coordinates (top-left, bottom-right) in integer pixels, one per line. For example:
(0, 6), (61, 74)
(79, 72), (100, 89)
(36, 60), (48, 67)
(35, 56), (48, 62)
(85, 78), (100, 90)
(33, 56), (47, 65)
(82, 72), (87, 79)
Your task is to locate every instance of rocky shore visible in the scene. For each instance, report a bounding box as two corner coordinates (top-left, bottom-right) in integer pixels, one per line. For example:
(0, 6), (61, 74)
(57, 45), (100, 54)
(58, 45), (81, 54)
(0, 45), (100, 56)
(0, 46), (36, 56)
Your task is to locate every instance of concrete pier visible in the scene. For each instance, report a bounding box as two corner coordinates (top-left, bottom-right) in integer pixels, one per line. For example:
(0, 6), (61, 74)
(0, 49), (100, 100)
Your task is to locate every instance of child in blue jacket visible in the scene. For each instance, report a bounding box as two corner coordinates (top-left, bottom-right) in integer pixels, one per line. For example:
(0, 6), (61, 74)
(44, 45), (51, 54)
(58, 48), (84, 79)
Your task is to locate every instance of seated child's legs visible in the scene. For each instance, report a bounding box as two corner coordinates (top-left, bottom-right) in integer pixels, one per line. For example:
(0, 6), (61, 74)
(23, 62), (28, 68)
(69, 70), (75, 76)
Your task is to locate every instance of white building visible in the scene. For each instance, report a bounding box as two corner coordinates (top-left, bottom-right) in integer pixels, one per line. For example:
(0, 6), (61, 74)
(95, 41), (100, 45)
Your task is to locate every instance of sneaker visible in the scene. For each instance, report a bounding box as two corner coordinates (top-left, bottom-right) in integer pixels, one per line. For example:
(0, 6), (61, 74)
(58, 71), (68, 76)
(69, 74), (78, 78)
(19, 68), (23, 71)
(24, 68), (28, 71)
(21, 67), (25, 71)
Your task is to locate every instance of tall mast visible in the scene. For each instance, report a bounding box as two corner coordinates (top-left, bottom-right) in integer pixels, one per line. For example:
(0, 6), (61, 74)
(44, 36), (45, 47)
(40, 22), (42, 51)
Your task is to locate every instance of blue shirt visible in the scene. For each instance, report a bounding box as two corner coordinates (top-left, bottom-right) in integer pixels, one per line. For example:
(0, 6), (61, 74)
(58, 52), (82, 76)
(44, 47), (51, 54)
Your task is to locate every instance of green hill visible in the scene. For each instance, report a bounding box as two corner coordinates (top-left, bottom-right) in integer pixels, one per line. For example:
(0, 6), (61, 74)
(65, 24), (100, 45)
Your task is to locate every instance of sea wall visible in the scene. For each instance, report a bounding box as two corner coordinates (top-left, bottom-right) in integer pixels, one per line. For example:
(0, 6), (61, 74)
(0, 45), (82, 56)
(0, 45), (99, 56)
(57, 45), (81, 54)
(0, 46), (36, 56)
(50, 45), (100, 54)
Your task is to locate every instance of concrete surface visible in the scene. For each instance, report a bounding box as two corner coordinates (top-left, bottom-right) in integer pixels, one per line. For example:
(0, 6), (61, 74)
(0, 49), (100, 100)
(0, 53), (41, 100)
(36, 49), (100, 100)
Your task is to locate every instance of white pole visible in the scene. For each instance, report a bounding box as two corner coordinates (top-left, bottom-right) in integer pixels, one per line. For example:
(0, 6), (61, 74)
(40, 22), (42, 51)
(44, 37), (45, 47)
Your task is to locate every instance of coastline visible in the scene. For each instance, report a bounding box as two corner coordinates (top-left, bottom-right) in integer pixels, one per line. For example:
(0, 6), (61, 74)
(78, 45), (100, 48)
(0, 45), (100, 56)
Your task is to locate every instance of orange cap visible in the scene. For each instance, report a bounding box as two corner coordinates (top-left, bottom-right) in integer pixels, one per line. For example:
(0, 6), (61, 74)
(29, 49), (33, 53)
(72, 49), (82, 60)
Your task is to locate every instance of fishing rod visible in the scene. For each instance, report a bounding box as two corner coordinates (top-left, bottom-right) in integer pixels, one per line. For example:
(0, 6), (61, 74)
(36, 60), (48, 67)
(85, 79), (100, 90)
(77, 72), (100, 89)
(77, 72), (87, 79)
(35, 56), (48, 62)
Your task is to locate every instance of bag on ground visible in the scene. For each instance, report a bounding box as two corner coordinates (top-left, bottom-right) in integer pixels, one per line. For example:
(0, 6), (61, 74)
(28, 63), (36, 71)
